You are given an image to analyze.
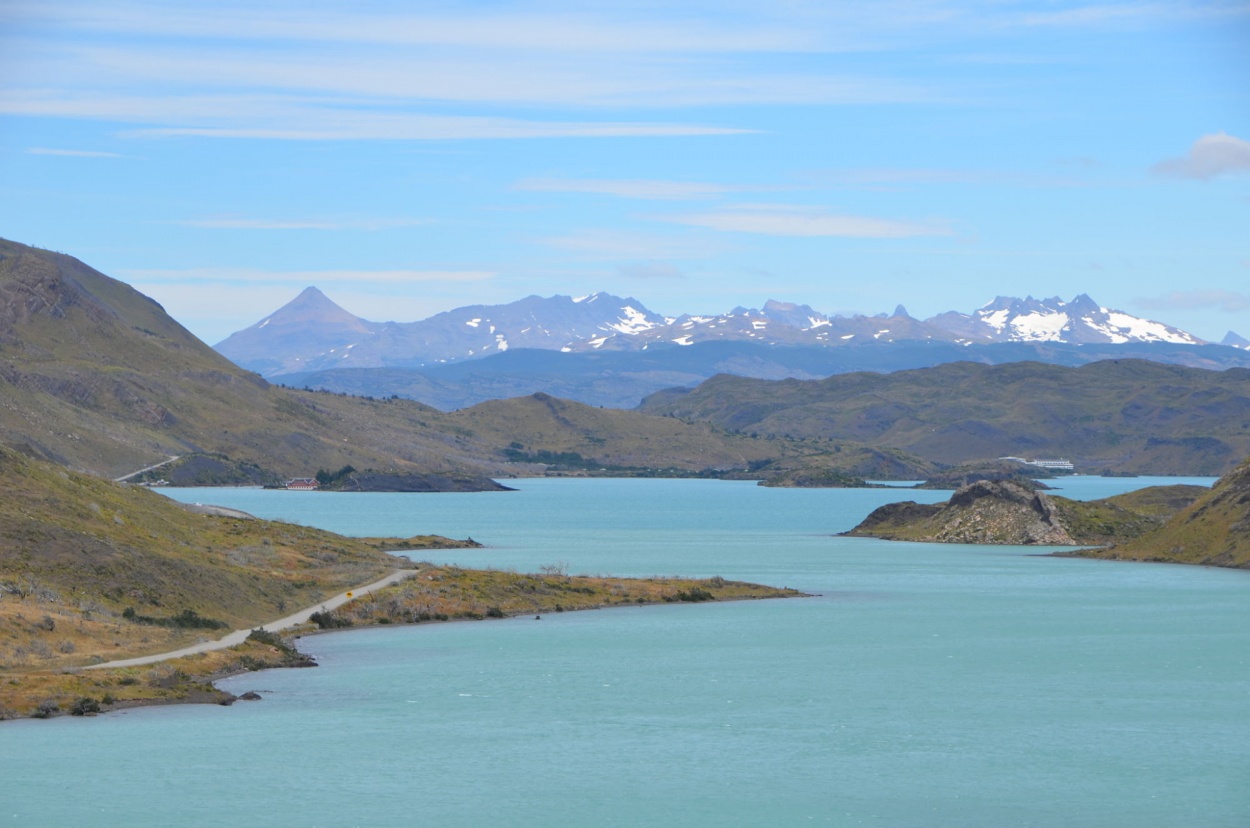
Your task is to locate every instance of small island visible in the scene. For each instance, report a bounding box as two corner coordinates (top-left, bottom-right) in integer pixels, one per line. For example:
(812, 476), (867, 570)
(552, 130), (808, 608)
(843, 460), (1250, 571)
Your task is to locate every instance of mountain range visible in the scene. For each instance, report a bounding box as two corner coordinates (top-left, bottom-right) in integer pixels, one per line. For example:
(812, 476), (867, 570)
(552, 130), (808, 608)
(0, 238), (811, 483)
(5, 235), (1249, 479)
(214, 287), (1250, 410)
(217, 288), (1225, 375)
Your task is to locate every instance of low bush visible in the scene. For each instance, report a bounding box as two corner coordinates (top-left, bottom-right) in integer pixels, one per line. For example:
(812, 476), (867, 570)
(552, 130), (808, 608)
(70, 697), (100, 716)
(309, 610), (352, 629)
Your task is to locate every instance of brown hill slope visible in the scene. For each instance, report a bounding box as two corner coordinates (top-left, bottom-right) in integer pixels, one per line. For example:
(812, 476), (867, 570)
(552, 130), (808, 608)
(1, 238), (831, 481)
(0, 238), (490, 478)
(639, 361), (1250, 474)
(0, 445), (412, 669)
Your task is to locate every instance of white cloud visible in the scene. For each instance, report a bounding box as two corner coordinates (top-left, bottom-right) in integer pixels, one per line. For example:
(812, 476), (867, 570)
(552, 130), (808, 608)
(26, 146), (121, 157)
(656, 204), (953, 238)
(1152, 132), (1250, 180)
(172, 216), (429, 231)
(1136, 289), (1250, 312)
(516, 177), (776, 200)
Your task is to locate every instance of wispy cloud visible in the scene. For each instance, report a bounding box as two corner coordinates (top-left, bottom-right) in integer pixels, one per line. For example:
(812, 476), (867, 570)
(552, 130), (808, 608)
(617, 261), (686, 280)
(807, 167), (1093, 191)
(1136, 289), (1250, 312)
(26, 146), (121, 157)
(1005, 2), (1250, 28)
(655, 204), (953, 238)
(0, 2), (941, 143)
(122, 268), (496, 285)
(8, 4), (821, 53)
(1152, 132), (1250, 180)
(540, 229), (727, 260)
(516, 177), (781, 201)
(172, 216), (429, 231)
(0, 90), (752, 140)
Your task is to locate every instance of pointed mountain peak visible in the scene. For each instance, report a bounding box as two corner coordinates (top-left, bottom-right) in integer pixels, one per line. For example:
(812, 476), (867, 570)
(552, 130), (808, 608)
(263, 286), (367, 327)
(1221, 331), (1250, 349)
(892, 304), (910, 319)
(1065, 293), (1101, 313)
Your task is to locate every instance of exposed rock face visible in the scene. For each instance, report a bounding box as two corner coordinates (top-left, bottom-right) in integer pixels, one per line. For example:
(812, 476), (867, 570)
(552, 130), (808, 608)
(847, 479), (1075, 545)
(847, 479), (1213, 549)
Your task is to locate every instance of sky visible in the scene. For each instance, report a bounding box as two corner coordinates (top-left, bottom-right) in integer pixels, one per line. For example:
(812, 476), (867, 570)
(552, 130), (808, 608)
(1, 0), (1248, 345)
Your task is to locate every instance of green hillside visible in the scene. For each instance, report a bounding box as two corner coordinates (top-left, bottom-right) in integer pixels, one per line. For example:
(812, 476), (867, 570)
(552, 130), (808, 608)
(1078, 457), (1250, 568)
(639, 361), (1250, 475)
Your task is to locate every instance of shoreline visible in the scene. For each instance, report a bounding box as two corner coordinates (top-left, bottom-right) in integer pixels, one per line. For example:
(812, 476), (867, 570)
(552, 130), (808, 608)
(2, 569), (808, 721)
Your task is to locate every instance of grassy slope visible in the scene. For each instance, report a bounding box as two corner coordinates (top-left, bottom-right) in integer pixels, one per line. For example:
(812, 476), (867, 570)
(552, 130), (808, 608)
(640, 361), (1250, 475)
(1077, 459), (1250, 568)
(0, 445), (802, 719)
(0, 446), (410, 658)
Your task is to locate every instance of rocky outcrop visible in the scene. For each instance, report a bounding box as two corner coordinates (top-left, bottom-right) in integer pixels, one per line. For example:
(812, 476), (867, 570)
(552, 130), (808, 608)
(846, 480), (1075, 544)
(846, 478), (1212, 548)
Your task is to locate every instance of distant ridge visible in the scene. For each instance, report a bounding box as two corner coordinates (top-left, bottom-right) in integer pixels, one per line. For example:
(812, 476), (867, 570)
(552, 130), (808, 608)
(216, 288), (1210, 380)
(215, 290), (671, 376)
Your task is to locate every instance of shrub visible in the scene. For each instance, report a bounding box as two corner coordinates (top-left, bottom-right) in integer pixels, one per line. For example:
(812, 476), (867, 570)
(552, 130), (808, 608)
(309, 610), (352, 629)
(485, 607), (505, 618)
(32, 700), (59, 719)
(246, 628), (285, 648)
(70, 697), (101, 716)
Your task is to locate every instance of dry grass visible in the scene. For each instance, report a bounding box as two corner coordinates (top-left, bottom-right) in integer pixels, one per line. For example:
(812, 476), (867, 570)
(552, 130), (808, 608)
(1, 564), (805, 720)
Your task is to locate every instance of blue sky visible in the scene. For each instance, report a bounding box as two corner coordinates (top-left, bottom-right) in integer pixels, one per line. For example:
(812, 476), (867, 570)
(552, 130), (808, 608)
(2, 0), (1248, 344)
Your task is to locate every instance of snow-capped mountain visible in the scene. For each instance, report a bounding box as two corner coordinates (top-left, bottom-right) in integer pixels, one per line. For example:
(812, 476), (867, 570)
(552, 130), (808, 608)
(216, 288), (1209, 378)
(563, 300), (950, 352)
(928, 294), (1203, 345)
(215, 288), (671, 376)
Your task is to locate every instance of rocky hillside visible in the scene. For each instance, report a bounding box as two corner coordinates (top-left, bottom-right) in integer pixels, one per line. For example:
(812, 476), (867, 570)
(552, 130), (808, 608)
(845, 480), (1209, 546)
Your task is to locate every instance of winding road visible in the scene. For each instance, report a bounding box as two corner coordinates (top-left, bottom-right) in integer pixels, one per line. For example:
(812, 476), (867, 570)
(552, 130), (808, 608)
(85, 569), (413, 670)
(114, 455), (181, 483)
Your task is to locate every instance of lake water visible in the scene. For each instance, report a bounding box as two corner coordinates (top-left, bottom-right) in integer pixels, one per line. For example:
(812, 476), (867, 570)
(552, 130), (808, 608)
(5, 477), (1248, 827)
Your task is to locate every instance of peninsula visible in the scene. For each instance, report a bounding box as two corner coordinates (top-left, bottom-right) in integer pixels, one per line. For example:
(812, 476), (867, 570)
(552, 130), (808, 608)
(0, 445), (801, 720)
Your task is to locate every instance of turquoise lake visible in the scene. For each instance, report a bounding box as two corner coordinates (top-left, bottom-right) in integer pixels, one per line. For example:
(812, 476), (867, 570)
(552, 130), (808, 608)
(4, 477), (1248, 827)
